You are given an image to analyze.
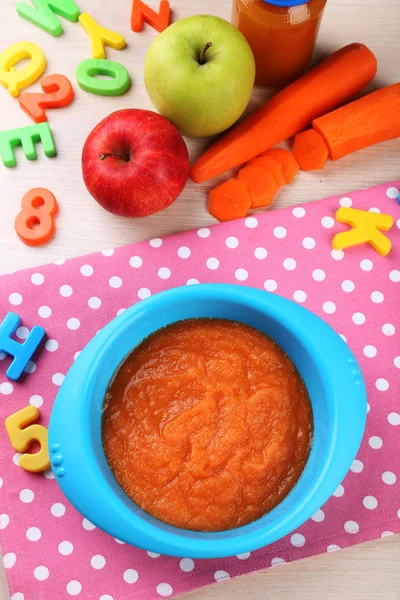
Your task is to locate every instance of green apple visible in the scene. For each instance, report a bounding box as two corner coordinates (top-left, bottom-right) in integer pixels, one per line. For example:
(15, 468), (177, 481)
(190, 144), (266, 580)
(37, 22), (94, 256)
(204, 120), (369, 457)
(144, 15), (256, 138)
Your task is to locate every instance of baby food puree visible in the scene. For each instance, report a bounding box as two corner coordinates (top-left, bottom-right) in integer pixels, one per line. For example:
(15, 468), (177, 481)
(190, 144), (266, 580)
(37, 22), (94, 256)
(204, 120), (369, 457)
(102, 319), (313, 532)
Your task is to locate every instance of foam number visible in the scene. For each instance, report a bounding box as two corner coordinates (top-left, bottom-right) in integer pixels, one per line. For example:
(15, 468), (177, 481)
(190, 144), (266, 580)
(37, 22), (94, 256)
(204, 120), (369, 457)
(15, 0), (80, 37)
(5, 406), (50, 473)
(79, 13), (126, 60)
(18, 74), (74, 123)
(131, 0), (170, 33)
(76, 58), (131, 96)
(0, 122), (56, 168)
(0, 41), (46, 98)
(0, 312), (45, 381)
(15, 188), (58, 246)
(333, 207), (394, 257)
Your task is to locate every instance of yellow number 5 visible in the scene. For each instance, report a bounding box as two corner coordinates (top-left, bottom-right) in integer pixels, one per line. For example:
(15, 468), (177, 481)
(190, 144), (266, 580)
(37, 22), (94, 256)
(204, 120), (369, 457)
(5, 406), (50, 472)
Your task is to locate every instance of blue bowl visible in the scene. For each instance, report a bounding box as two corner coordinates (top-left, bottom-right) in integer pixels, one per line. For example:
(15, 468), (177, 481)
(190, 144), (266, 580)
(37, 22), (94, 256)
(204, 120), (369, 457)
(49, 284), (366, 558)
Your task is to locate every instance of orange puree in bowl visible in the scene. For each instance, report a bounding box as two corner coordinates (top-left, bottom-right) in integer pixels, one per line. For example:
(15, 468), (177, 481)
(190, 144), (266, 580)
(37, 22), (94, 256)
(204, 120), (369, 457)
(102, 319), (313, 532)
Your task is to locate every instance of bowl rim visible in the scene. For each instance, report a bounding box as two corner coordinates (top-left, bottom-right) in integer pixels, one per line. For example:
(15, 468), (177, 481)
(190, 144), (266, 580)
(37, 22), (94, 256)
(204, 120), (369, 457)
(49, 284), (367, 558)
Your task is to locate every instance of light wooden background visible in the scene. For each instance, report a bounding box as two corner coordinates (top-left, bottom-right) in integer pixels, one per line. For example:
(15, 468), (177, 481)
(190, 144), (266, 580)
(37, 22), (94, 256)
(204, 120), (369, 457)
(0, 0), (399, 598)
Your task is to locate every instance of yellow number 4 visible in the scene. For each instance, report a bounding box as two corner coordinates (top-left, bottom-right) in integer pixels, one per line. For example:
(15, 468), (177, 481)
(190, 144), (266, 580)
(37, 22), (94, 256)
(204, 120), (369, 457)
(5, 405), (50, 472)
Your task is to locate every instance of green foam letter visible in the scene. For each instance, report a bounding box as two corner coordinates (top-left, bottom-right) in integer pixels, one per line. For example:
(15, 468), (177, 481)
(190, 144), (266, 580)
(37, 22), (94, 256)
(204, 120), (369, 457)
(0, 122), (56, 168)
(15, 0), (80, 37)
(76, 58), (131, 96)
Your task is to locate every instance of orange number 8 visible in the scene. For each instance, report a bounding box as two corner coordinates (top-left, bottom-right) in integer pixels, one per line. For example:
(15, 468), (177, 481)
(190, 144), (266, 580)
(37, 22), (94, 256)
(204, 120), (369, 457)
(5, 405), (50, 473)
(14, 187), (58, 246)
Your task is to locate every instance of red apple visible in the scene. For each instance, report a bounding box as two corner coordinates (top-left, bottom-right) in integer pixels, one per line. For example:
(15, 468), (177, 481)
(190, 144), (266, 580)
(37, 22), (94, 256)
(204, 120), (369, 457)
(81, 109), (189, 217)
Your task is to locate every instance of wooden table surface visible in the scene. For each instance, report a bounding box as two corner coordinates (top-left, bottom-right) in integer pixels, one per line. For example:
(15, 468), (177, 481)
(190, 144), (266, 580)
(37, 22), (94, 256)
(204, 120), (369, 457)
(0, 0), (399, 598)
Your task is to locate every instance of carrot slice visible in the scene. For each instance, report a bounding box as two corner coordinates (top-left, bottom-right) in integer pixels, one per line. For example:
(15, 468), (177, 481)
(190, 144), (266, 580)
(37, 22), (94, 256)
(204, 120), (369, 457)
(209, 178), (251, 222)
(293, 129), (329, 170)
(190, 43), (377, 183)
(246, 155), (285, 188)
(312, 83), (400, 160)
(238, 166), (277, 209)
(261, 148), (300, 183)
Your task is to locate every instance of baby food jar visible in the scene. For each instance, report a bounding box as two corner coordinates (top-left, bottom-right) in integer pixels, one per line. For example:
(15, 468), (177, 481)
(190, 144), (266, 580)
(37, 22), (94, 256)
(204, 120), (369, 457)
(232, 0), (327, 87)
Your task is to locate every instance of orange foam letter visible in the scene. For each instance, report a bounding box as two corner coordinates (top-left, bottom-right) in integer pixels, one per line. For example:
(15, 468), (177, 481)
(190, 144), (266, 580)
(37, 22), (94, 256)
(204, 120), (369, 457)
(18, 74), (74, 123)
(131, 0), (170, 33)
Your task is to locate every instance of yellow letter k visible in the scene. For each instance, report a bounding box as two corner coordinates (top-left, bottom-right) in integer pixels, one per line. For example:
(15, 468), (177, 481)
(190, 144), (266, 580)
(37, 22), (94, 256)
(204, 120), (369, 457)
(333, 208), (394, 257)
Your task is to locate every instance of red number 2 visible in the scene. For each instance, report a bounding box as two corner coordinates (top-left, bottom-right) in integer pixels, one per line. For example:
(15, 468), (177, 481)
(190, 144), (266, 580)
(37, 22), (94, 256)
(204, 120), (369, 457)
(18, 74), (74, 123)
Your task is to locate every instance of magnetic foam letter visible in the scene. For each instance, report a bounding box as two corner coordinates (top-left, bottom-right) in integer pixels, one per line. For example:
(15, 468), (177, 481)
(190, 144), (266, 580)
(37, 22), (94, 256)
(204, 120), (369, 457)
(76, 58), (131, 96)
(5, 405), (50, 472)
(15, 0), (80, 37)
(78, 12), (126, 60)
(0, 122), (56, 168)
(18, 74), (74, 123)
(0, 312), (45, 381)
(0, 41), (46, 98)
(333, 207), (394, 257)
(15, 188), (58, 246)
(131, 0), (170, 33)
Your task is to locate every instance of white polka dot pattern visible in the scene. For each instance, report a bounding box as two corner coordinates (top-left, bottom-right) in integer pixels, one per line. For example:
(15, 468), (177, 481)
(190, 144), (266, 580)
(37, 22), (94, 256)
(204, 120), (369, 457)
(333, 485), (345, 497)
(363, 496), (378, 510)
(351, 460), (364, 473)
(33, 566), (49, 581)
(3, 553), (17, 569)
(226, 236), (239, 249)
(292, 207), (305, 218)
(26, 527), (41, 541)
(58, 541), (73, 555)
(214, 571), (230, 582)
(331, 250), (344, 260)
(312, 269), (326, 282)
(290, 533), (305, 547)
(0, 182), (399, 600)
(382, 472), (396, 485)
(271, 557), (286, 566)
(344, 520), (359, 534)
(91, 555), (106, 570)
(274, 226), (287, 239)
(129, 256), (143, 268)
(31, 273), (44, 285)
(180, 558), (195, 572)
(321, 216), (334, 228)
(16, 327), (29, 339)
(323, 301), (336, 314)
(0, 382), (13, 395)
(254, 247), (267, 259)
(60, 285), (73, 297)
(51, 503), (65, 517)
(123, 569), (138, 584)
(311, 509), (325, 522)
(342, 280), (355, 292)
(302, 237), (316, 250)
(66, 580), (81, 596)
(264, 280), (277, 292)
(157, 583), (173, 596)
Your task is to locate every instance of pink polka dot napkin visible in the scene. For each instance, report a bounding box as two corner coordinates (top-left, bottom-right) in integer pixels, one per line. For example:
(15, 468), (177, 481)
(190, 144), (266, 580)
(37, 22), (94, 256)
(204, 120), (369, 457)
(0, 181), (399, 600)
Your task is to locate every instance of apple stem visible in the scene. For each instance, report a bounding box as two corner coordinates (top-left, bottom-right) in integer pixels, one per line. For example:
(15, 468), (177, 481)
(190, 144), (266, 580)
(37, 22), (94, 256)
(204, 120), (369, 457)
(199, 42), (213, 65)
(100, 153), (129, 162)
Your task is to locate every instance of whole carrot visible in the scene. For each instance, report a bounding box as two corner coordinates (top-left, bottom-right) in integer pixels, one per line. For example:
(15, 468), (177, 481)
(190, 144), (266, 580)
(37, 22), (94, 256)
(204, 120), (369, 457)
(190, 43), (377, 183)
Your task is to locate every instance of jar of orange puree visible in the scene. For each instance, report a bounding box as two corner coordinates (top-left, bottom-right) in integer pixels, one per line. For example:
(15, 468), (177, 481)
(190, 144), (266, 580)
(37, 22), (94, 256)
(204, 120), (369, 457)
(232, 0), (327, 87)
